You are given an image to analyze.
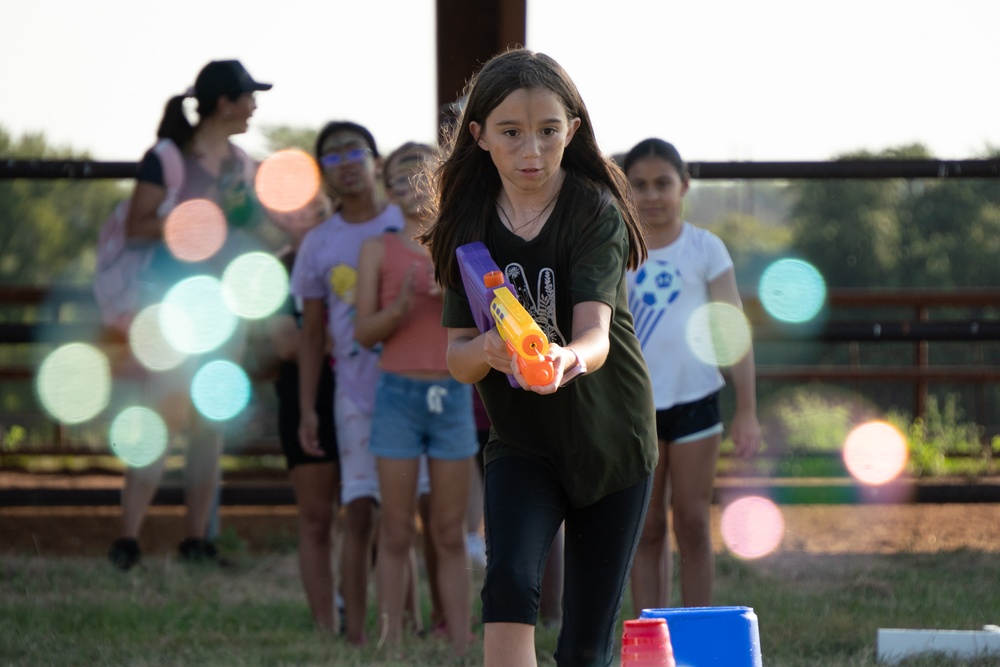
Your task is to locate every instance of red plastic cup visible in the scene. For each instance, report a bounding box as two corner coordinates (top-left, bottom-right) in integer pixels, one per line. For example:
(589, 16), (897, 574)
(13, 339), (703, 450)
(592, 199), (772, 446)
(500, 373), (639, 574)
(622, 618), (676, 666)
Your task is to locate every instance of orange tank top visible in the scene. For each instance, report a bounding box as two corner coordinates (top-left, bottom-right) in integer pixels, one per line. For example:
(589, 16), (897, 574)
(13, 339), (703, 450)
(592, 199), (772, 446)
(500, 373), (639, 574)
(378, 232), (450, 375)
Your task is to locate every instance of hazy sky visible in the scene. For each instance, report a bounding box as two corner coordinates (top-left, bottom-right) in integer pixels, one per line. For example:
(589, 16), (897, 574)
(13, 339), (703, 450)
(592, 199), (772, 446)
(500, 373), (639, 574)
(3, 0), (998, 162)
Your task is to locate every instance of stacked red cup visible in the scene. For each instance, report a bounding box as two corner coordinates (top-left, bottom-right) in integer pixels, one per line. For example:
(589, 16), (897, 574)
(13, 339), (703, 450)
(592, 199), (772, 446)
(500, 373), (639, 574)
(622, 618), (676, 666)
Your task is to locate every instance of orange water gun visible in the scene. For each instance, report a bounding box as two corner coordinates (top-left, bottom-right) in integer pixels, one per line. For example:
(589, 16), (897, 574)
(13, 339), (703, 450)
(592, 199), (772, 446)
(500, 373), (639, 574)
(457, 242), (555, 387)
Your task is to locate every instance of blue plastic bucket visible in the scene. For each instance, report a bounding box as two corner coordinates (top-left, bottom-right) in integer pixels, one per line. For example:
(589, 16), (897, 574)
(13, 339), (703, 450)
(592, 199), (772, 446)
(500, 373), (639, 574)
(640, 606), (761, 667)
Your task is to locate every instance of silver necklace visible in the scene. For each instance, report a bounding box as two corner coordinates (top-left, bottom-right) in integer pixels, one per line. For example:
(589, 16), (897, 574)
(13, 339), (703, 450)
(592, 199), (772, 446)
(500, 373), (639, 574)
(497, 195), (557, 234)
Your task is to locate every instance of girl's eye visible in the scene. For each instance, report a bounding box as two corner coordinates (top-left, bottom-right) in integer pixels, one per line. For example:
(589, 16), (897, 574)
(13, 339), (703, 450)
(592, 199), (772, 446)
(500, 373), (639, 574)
(503, 129), (519, 138)
(541, 127), (558, 136)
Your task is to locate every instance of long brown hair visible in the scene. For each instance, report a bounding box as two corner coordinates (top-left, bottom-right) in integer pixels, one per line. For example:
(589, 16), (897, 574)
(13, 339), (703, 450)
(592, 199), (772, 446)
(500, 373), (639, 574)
(420, 48), (645, 289)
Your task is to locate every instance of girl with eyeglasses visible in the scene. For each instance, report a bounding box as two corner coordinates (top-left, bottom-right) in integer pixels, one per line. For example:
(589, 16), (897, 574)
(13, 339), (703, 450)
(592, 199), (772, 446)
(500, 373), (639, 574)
(291, 121), (433, 646)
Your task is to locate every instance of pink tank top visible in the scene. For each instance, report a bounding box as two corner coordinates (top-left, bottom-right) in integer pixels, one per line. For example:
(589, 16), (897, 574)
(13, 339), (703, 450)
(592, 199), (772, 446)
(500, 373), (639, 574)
(378, 232), (450, 374)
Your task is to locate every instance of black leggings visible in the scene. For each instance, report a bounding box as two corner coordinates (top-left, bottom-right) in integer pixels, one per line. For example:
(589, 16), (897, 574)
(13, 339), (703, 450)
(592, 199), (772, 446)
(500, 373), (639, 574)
(482, 455), (652, 667)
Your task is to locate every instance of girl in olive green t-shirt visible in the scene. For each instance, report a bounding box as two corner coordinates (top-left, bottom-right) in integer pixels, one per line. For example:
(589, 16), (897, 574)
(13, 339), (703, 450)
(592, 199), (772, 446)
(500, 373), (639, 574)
(422, 48), (658, 667)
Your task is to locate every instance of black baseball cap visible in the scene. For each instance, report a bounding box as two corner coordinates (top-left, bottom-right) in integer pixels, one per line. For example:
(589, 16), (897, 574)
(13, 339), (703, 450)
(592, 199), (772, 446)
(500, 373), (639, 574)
(194, 60), (272, 101)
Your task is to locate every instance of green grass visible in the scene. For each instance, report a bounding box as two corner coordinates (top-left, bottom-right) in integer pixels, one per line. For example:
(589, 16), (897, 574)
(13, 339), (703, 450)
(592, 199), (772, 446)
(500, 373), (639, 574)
(711, 551), (1000, 666)
(2, 549), (999, 666)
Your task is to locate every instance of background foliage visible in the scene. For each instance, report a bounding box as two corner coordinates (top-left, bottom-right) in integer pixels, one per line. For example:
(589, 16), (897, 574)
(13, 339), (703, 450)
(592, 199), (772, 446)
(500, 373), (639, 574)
(3, 126), (1000, 455)
(0, 128), (124, 284)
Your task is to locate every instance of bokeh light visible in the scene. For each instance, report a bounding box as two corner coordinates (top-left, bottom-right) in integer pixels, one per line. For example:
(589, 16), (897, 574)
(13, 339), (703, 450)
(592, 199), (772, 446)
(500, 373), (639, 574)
(759, 259), (827, 323)
(164, 199), (227, 262)
(36, 343), (111, 424)
(721, 495), (785, 559)
(160, 275), (238, 355)
(685, 302), (752, 367)
(109, 406), (169, 468)
(129, 304), (187, 371)
(843, 420), (908, 485)
(222, 251), (289, 319)
(254, 149), (321, 213)
(191, 360), (251, 421)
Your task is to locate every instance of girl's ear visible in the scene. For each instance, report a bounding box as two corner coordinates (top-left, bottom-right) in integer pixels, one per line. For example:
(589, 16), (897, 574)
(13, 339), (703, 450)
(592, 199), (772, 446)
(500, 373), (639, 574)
(564, 117), (582, 145)
(470, 121), (488, 150)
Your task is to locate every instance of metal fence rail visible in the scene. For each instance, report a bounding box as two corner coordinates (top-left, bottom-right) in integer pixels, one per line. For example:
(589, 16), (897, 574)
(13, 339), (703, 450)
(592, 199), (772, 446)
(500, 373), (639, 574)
(4, 158), (1000, 181)
(3, 284), (1000, 451)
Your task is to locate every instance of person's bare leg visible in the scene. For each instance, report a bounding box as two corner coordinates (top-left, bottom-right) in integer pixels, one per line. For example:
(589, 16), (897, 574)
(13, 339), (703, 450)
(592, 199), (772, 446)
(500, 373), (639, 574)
(121, 388), (190, 540)
(465, 457), (484, 534)
(629, 438), (671, 613)
(342, 495), (378, 645)
(403, 545), (425, 635)
(661, 526), (672, 606)
(485, 622), (537, 667)
(120, 453), (168, 538)
(538, 523), (564, 628)
(417, 492), (443, 631)
(289, 461), (339, 632)
(669, 433), (721, 607)
(428, 457), (472, 655)
(182, 431), (222, 539)
(374, 457), (420, 646)
(465, 457), (486, 566)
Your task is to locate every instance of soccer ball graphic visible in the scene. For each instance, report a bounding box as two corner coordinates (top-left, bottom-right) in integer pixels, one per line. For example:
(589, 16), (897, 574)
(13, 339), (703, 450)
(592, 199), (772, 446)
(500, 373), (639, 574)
(632, 260), (682, 311)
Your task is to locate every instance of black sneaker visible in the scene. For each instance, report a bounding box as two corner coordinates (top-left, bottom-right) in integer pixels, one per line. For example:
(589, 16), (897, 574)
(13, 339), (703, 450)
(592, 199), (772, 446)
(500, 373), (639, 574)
(177, 538), (230, 567)
(108, 537), (141, 571)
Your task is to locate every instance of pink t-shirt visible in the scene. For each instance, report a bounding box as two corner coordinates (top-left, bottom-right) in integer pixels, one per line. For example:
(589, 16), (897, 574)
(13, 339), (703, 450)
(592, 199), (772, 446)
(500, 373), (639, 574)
(290, 205), (404, 413)
(377, 232), (449, 375)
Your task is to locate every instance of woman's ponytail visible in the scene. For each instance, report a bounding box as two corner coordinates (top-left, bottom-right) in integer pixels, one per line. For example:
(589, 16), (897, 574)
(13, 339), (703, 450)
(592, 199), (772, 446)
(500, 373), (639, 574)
(156, 95), (195, 149)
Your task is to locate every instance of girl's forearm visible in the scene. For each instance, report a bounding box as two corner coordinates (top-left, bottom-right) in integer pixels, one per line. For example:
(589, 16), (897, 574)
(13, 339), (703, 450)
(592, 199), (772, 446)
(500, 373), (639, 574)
(561, 301), (613, 375)
(446, 334), (491, 384)
(297, 322), (326, 413)
(354, 303), (405, 349)
(562, 325), (610, 375)
(729, 347), (758, 414)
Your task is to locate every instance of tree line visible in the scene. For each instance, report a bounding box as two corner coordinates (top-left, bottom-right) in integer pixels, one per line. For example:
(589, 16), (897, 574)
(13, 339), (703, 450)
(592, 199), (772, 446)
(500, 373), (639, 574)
(3, 124), (998, 291)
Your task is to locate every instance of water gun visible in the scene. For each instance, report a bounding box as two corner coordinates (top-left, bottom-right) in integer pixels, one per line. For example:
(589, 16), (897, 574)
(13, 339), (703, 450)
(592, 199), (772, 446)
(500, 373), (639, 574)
(456, 241), (555, 387)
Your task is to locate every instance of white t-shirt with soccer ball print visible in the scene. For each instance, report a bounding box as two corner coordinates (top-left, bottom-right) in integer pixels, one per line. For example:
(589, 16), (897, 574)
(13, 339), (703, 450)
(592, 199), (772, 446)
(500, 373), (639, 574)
(626, 221), (733, 410)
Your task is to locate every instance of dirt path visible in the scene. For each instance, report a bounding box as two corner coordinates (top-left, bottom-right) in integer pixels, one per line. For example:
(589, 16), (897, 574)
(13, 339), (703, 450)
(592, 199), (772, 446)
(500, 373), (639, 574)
(4, 500), (1000, 559)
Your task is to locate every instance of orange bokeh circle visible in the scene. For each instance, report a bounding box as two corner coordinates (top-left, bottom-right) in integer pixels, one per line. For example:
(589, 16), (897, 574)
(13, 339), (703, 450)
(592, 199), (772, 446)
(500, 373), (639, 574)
(163, 199), (227, 262)
(255, 149), (322, 213)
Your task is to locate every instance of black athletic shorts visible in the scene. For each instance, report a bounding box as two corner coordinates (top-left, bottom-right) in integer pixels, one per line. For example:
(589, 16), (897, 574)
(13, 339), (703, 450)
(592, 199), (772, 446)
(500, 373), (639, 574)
(654, 391), (723, 444)
(274, 359), (338, 469)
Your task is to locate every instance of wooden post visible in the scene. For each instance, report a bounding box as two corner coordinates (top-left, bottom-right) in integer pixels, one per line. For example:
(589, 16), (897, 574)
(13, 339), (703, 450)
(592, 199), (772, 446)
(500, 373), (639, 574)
(435, 0), (526, 123)
(915, 304), (929, 422)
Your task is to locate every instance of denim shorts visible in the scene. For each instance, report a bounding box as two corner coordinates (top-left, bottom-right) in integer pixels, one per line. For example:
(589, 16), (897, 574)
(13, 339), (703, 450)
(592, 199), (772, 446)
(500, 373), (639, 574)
(655, 391), (723, 444)
(370, 373), (478, 460)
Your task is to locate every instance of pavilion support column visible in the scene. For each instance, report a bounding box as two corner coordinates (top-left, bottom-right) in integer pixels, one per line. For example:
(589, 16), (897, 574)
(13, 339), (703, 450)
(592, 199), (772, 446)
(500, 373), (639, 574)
(435, 0), (526, 122)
